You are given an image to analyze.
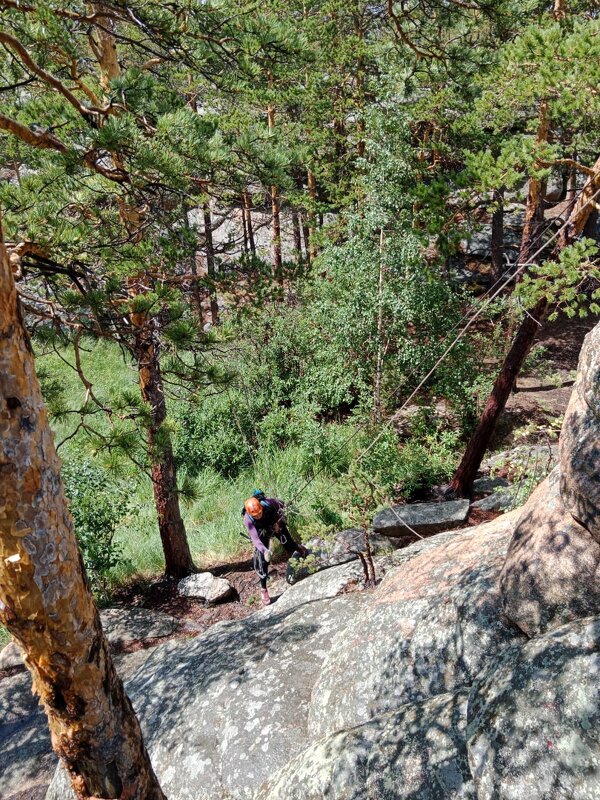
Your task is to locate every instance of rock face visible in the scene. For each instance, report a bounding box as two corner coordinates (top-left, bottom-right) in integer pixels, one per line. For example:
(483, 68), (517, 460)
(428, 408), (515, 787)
(178, 572), (234, 603)
(44, 324), (600, 800)
(501, 323), (600, 637)
(500, 471), (600, 637)
(308, 515), (521, 739)
(45, 510), (600, 800)
(257, 690), (475, 800)
(99, 606), (180, 646)
(372, 498), (470, 539)
(467, 617), (600, 800)
(559, 322), (600, 539)
(47, 578), (370, 800)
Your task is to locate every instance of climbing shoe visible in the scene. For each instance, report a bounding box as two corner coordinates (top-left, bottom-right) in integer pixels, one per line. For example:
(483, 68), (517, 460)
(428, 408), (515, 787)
(261, 588), (271, 606)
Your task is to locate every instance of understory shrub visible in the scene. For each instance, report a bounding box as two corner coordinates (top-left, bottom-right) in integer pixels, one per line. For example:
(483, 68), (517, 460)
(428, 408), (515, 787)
(358, 420), (460, 499)
(61, 458), (130, 597)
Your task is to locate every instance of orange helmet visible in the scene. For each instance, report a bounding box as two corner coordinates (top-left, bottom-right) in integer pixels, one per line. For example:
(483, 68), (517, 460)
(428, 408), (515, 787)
(245, 497), (263, 519)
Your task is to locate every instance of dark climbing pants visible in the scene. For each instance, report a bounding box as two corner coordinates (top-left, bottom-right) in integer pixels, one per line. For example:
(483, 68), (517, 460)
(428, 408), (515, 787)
(253, 522), (298, 588)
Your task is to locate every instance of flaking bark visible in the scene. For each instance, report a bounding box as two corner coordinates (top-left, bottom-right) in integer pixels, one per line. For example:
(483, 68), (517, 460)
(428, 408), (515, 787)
(0, 233), (165, 799)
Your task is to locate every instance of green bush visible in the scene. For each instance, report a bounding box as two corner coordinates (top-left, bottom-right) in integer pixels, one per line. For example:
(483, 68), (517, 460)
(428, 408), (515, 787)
(61, 458), (130, 597)
(172, 393), (258, 478)
(298, 420), (353, 478)
(358, 417), (459, 499)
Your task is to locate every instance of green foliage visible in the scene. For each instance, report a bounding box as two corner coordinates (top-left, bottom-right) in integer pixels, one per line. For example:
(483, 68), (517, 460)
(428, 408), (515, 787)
(518, 239), (600, 320)
(8, 0), (597, 602)
(358, 417), (460, 499)
(61, 459), (131, 598)
(173, 394), (256, 478)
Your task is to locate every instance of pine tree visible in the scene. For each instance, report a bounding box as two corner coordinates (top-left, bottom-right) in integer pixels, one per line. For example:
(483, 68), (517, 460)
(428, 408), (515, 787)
(0, 1), (230, 576)
(0, 223), (165, 799)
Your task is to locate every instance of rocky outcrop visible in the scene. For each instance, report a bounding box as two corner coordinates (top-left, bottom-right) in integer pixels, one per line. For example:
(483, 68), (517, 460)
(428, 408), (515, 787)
(467, 617), (600, 799)
(373, 499), (470, 539)
(559, 322), (600, 539)
(500, 471), (600, 637)
(44, 324), (600, 799)
(44, 508), (600, 800)
(257, 690), (475, 800)
(308, 514), (521, 739)
(501, 323), (600, 637)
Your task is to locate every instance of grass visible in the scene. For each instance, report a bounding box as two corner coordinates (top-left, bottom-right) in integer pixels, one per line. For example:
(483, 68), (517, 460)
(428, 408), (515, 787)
(0, 626), (10, 648)
(34, 338), (356, 588)
(109, 444), (349, 584)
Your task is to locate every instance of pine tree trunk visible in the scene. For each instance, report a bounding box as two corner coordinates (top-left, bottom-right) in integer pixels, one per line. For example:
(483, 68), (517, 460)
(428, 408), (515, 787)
(203, 202), (219, 325)
(132, 306), (196, 578)
(266, 83), (283, 283)
(450, 156), (600, 496)
(490, 188), (504, 280)
(243, 191), (256, 256)
(183, 201), (203, 326)
(451, 166), (547, 497)
(307, 168), (318, 261)
(241, 200), (249, 256)
(291, 207), (303, 266)
(554, 0), (566, 19)
(449, 297), (548, 497)
(0, 234), (165, 799)
(190, 253), (205, 327)
(517, 102), (549, 265)
(271, 183), (283, 282)
(294, 174), (311, 265)
(373, 230), (385, 422)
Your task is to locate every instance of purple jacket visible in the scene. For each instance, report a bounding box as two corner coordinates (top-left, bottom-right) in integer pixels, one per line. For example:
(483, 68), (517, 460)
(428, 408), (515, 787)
(243, 497), (285, 555)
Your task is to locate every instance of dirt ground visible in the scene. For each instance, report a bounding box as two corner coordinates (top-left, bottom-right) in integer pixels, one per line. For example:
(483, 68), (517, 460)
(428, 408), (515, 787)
(109, 558), (291, 644)
(491, 315), (598, 449)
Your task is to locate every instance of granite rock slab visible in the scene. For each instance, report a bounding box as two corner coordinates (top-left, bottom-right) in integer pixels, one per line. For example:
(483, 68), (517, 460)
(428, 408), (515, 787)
(100, 606), (180, 646)
(467, 616), (600, 800)
(373, 499), (470, 539)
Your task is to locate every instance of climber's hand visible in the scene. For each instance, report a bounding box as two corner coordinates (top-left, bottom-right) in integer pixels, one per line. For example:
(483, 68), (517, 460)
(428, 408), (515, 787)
(264, 549), (272, 563)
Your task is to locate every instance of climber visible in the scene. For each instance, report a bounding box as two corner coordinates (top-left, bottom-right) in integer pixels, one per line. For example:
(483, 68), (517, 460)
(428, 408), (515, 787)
(243, 491), (307, 605)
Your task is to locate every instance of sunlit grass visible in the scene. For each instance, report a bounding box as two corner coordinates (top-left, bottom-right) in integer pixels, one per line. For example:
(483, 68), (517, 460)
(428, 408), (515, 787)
(108, 445), (347, 584)
(34, 338), (357, 589)
(0, 626), (10, 648)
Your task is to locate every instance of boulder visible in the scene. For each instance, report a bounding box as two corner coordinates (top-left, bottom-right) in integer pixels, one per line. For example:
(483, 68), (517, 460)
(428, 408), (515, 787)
(559, 323), (600, 541)
(100, 607), (180, 647)
(0, 671), (55, 799)
(303, 528), (395, 569)
(178, 572), (234, 603)
(483, 444), (558, 476)
(275, 559), (364, 613)
(256, 690), (475, 800)
(472, 476), (510, 494)
(0, 640), (24, 670)
(47, 591), (368, 800)
(500, 471), (600, 637)
(467, 617), (600, 800)
(471, 490), (514, 512)
(372, 499), (470, 539)
(308, 513), (523, 739)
